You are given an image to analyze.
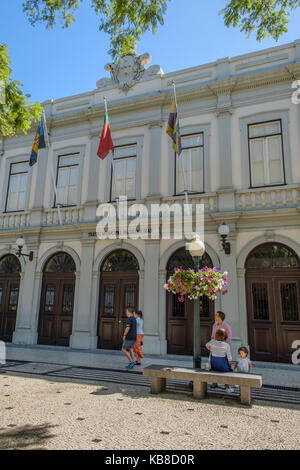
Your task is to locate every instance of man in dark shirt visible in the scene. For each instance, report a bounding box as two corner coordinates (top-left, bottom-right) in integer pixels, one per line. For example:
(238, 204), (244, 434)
(121, 307), (137, 369)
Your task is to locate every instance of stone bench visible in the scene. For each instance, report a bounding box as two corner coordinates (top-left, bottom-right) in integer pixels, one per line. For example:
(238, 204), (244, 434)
(143, 365), (262, 406)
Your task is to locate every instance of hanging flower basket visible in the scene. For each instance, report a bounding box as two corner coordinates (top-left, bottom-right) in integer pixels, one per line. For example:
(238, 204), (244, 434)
(165, 267), (229, 303)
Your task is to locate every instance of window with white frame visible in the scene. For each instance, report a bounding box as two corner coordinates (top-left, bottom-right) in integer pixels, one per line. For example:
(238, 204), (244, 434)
(56, 153), (79, 206)
(248, 120), (285, 187)
(6, 162), (28, 212)
(111, 145), (137, 201)
(176, 133), (204, 194)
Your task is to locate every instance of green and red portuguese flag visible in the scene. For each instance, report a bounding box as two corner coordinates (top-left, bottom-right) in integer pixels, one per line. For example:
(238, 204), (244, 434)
(97, 97), (114, 159)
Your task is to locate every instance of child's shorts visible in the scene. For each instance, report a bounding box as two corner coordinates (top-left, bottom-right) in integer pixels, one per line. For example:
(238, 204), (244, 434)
(211, 356), (232, 372)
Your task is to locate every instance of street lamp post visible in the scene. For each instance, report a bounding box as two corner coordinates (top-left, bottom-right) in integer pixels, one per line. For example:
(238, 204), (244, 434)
(16, 237), (34, 262)
(188, 234), (205, 370)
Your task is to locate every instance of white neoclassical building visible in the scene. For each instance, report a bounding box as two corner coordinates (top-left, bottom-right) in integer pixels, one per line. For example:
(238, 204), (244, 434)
(0, 40), (300, 363)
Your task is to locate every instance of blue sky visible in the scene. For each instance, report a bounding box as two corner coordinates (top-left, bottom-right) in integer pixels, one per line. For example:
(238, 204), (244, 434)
(1, 0), (300, 103)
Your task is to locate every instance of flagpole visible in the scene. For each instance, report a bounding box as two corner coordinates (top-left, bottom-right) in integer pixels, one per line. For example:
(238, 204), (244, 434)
(42, 111), (63, 225)
(104, 95), (117, 203)
(172, 81), (190, 208)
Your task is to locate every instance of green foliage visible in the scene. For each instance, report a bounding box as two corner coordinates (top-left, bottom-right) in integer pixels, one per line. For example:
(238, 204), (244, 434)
(222, 0), (300, 41)
(0, 44), (42, 137)
(22, 0), (81, 29)
(23, 0), (168, 60)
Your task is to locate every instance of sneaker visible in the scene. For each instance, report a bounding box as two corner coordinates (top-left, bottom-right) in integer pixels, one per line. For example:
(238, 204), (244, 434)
(125, 361), (135, 369)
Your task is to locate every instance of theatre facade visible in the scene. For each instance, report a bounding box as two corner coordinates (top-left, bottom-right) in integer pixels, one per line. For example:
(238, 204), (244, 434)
(1, 41), (300, 362)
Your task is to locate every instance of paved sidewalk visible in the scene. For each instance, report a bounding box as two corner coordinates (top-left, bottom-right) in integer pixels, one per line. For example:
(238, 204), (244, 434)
(4, 344), (300, 388)
(1, 374), (299, 450)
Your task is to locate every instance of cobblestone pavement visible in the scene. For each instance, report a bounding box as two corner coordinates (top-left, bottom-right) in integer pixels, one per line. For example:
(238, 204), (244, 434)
(0, 374), (300, 450)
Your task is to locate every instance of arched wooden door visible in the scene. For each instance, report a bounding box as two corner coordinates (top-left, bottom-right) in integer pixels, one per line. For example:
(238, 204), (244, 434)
(166, 248), (215, 356)
(98, 250), (139, 350)
(38, 253), (76, 346)
(0, 255), (21, 342)
(246, 243), (300, 363)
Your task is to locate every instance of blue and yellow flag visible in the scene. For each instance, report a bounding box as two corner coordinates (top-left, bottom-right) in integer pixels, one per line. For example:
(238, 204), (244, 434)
(166, 96), (182, 155)
(29, 116), (46, 167)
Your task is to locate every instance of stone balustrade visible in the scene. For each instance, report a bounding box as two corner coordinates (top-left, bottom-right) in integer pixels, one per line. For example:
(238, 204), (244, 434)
(236, 185), (300, 210)
(0, 212), (30, 230)
(164, 194), (218, 213)
(0, 185), (300, 231)
(43, 206), (84, 226)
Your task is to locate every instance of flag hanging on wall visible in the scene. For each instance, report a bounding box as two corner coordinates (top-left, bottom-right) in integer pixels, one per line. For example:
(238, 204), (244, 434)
(97, 99), (114, 160)
(166, 94), (182, 155)
(29, 116), (46, 167)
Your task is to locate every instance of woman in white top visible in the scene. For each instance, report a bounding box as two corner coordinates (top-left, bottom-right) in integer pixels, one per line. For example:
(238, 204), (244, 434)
(133, 310), (144, 366)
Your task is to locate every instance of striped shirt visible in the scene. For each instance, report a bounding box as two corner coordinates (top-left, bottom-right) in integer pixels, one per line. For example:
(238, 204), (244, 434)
(206, 339), (232, 360)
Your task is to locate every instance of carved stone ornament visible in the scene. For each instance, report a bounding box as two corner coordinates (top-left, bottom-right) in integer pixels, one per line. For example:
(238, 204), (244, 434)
(96, 52), (163, 92)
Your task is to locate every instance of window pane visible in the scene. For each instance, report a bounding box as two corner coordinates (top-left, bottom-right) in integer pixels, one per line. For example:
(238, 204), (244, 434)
(191, 148), (203, 191)
(62, 285), (73, 313)
(268, 136), (283, 184)
(250, 139), (265, 186)
(125, 158), (136, 199)
(177, 147), (203, 193)
(11, 163), (28, 174)
(7, 192), (18, 212)
(45, 285), (55, 312)
(67, 186), (77, 205)
(104, 286), (115, 315)
(200, 296), (210, 318)
(182, 134), (203, 148)
(69, 167), (78, 186)
(59, 154), (79, 167)
(9, 175), (18, 193)
(8, 285), (19, 312)
(57, 168), (68, 188)
(114, 145), (136, 158)
(19, 174), (28, 192)
(252, 283), (270, 320)
(123, 284), (136, 311)
(17, 191), (26, 210)
(280, 283), (299, 322)
(125, 178), (135, 199)
(177, 153), (188, 193)
(112, 158), (136, 199)
(56, 187), (66, 205)
(249, 121), (281, 138)
(102, 250), (139, 272)
(172, 296), (185, 317)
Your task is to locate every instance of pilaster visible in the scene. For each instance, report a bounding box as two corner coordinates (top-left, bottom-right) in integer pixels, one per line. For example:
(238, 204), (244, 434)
(147, 122), (163, 198)
(70, 238), (97, 349)
(12, 240), (39, 345)
(143, 240), (161, 354)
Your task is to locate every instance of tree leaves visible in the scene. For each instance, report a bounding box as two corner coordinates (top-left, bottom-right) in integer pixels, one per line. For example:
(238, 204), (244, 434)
(0, 43), (42, 137)
(222, 0), (300, 41)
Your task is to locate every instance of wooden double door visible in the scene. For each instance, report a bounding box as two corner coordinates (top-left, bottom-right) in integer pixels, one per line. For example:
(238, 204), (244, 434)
(167, 289), (214, 356)
(0, 276), (20, 342)
(98, 273), (139, 350)
(246, 269), (300, 363)
(38, 274), (75, 346)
